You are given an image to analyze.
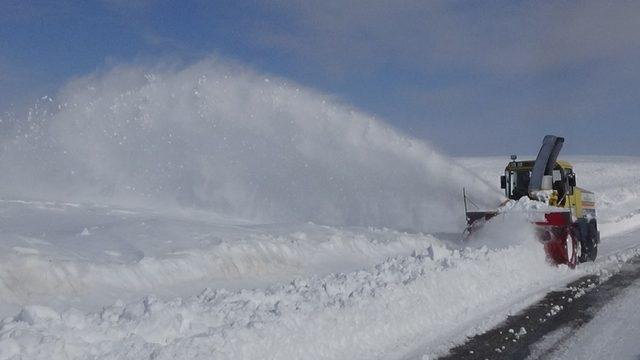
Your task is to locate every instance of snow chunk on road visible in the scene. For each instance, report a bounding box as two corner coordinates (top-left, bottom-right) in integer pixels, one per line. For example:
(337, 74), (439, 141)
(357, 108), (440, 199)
(14, 306), (60, 325)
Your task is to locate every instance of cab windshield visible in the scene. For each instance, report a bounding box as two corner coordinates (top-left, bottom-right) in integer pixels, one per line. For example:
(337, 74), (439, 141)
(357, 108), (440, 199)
(505, 168), (572, 202)
(507, 170), (531, 199)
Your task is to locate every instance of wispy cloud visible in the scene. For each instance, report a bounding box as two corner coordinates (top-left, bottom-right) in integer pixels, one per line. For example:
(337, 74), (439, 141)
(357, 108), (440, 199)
(253, 1), (640, 78)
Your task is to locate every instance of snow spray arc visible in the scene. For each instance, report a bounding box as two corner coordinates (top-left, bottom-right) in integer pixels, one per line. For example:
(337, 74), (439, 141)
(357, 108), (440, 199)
(0, 58), (498, 231)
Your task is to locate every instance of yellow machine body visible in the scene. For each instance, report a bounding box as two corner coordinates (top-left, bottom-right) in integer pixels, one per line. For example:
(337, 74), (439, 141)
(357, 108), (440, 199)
(503, 160), (596, 220)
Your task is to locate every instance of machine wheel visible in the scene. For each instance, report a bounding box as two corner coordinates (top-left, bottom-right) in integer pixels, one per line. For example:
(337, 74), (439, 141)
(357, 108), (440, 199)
(566, 230), (579, 268)
(586, 221), (598, 261)
(576, 219), (598, 263)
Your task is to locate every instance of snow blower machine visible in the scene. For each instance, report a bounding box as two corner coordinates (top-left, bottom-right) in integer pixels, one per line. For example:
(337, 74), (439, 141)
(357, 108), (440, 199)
(464, 135), (599, 268)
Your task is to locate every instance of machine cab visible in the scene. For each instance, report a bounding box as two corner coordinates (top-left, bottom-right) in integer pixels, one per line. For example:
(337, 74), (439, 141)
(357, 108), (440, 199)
(501, 160), (576, 205)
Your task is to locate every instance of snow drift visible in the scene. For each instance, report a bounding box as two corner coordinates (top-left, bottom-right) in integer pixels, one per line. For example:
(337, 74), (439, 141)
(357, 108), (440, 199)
(0, 199), (440, 311)
(0, 235), (580, 360)
(0, 58), (497, 232)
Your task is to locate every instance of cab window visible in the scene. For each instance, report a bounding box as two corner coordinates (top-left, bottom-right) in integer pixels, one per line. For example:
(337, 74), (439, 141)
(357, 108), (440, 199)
(507, 170), (531, 199)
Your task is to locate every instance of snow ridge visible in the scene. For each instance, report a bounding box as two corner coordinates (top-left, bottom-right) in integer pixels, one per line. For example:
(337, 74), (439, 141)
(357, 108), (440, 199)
(0, 236), (578, 360)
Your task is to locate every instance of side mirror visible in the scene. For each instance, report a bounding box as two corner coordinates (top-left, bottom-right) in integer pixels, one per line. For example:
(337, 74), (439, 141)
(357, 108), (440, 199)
(500, 175), (507, 189)
(568, 173), (576, 187)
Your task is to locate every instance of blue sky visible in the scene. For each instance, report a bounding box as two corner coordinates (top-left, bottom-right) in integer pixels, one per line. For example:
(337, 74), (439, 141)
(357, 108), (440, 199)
(1, 0), (639, 155)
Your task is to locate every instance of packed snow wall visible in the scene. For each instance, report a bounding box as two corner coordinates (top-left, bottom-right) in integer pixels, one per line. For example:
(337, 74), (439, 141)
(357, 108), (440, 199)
(0, 58), (499, 232)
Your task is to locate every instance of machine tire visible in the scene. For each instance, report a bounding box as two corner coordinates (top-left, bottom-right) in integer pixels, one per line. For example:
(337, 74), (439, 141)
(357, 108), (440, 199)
(566, 233), (579, 269)
(577, 219), (598, 263)
(586, 221), (598, 261)
(575, 219), (590, 263)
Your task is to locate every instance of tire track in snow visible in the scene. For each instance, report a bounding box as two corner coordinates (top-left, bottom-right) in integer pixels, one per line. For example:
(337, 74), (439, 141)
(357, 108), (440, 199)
(438, 255), (640, 360)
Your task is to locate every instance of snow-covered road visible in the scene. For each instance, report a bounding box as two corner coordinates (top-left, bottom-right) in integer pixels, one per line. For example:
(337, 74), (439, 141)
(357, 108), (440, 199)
(547, 274), (640, 360)
(431, 229), (640, 359)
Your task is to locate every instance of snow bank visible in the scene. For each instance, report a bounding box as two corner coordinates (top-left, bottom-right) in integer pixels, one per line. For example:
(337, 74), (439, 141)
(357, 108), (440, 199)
(0, 235), (579, 360)
(0, 227), (437, 306)
(0, 200), (440, 312)
(0, 58), (497, 232)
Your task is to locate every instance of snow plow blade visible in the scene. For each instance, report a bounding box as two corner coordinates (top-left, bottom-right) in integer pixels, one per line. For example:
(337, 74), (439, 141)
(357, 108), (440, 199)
(465, 211), (498, 226)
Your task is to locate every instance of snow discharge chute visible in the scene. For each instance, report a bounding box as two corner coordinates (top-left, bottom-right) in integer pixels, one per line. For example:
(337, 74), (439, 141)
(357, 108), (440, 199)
(529, 135), (564, 193)
(0, 58), (498, 232)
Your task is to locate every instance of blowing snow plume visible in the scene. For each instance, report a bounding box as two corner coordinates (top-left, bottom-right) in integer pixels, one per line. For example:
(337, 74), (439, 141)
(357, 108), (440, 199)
(0, 58), (498, 232)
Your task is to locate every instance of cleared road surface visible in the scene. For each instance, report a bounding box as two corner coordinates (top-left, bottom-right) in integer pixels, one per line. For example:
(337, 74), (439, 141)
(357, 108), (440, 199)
(439, 244), (640, 360)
